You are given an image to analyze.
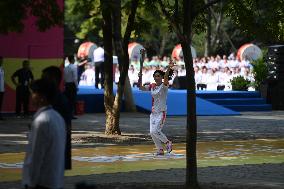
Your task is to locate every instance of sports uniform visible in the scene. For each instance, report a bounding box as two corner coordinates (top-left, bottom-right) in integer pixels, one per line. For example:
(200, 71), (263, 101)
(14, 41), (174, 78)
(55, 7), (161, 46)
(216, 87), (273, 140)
(146, 83), (171, 153)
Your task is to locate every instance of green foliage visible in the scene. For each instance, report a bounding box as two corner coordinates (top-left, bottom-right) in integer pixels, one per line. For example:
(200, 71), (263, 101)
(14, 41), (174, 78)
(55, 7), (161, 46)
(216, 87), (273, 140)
(0, 0), (63, 33)
(224, 0), (284, 43)
(251, 56), (268, 90)
(230, 76), (251, 91)
(0, 0), (27, 33)
(64, 0), (102, 40)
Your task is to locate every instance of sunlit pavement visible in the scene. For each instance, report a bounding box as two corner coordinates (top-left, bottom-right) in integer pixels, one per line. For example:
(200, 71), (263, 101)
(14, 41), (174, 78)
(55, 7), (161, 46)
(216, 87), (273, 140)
(1, 140), (284, 181)
(0, 111), (284, 188)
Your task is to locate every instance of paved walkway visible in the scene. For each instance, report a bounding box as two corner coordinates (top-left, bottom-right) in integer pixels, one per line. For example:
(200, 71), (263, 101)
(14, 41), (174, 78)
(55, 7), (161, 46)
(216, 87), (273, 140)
(0, 111), (284, 188)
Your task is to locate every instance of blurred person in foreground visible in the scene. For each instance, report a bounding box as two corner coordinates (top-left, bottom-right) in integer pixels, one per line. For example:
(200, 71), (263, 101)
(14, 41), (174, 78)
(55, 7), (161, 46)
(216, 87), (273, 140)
(0, 56), (4, 120)
(22, 78), (66, 189)
(42, 66), (72, 170)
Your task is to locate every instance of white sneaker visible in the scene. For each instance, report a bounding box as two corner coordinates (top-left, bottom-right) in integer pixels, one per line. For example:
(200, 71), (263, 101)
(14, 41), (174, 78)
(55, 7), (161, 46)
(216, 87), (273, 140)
(166, 141), (173, 153)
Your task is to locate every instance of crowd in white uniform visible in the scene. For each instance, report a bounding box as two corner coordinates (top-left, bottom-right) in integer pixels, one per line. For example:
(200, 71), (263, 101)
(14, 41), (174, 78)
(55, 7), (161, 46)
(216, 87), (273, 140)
(118, 53), (255, 90)
(78, 52), (255, 91)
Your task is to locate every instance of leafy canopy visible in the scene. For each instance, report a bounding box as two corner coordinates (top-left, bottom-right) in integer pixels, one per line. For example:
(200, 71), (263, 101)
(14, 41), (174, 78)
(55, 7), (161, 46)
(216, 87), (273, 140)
(0, 0), (63, 34)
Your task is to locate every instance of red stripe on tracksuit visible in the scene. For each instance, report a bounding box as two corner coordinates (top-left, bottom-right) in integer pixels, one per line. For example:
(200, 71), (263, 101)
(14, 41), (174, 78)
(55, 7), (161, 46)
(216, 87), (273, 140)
(162, 111), (166, 124)
(150, 83), (156, 112)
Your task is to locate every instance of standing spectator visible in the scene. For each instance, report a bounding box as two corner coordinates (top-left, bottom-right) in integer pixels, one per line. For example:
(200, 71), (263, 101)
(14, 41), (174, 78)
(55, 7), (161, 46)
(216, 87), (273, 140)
(93, 43), (105, 89)
(0, 57), (4, 120)
(11, 60), (34, 118)
(42, 66), (72, 170)
(64, 55), (78, 119)
(77, 57), (88, 80)
(22, 78), (66, 189)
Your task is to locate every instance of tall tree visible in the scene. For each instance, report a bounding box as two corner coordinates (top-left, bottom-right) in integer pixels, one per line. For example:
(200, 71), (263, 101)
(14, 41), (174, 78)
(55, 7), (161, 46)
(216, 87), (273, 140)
(100, 0), (140, 134)
(157, 0), (283, 188)
(157, 0), (210, 187)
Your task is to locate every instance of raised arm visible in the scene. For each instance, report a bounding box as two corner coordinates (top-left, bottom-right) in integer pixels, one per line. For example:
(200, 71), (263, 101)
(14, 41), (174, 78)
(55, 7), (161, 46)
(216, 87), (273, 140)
(138, 72), (147, 91)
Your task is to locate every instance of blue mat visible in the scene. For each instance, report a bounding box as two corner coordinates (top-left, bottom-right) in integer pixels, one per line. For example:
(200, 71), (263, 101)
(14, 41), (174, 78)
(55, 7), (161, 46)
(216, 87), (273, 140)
(77, 86), (241, 116)
(77, 86), (105, 113)
(133, 89), (239, 116)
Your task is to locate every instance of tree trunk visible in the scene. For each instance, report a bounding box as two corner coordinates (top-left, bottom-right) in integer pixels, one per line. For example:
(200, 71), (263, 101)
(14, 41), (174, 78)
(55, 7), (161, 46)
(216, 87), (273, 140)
(210, 8), (236, 52)
(103, 0), (139, 135)
(204, 0), (212, 56)
(124, 76), (137, 111)
(101, 0), (121, 135)
(120, 0), (140, 112)
(112, 0), (136, 112)
(183, 0), (199, 188)
(210, 3), (223, 50)
(159, 33), (168, 55)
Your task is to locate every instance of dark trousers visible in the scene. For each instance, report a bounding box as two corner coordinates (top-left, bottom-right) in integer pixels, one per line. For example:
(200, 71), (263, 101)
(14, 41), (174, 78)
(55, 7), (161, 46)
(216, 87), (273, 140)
(197, 84), (207, 90)
(95, 61), (104, 88)
(64, 82), (77, 115)
(0, 92), (3, 117)
(25, 185), (51, 189)
(65, 123), (72, 169)
(53, 92), (72, 170)
(16, 86), (30, 116)
(217, 85), (225, 90)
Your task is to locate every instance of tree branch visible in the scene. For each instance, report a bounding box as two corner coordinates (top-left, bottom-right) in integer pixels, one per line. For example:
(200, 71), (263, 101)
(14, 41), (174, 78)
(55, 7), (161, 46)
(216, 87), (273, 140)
(157, 0), (184, 41)
(193, 0), (224, 19)
(210, 6), (237, 51)
(123, 0), (139, 46)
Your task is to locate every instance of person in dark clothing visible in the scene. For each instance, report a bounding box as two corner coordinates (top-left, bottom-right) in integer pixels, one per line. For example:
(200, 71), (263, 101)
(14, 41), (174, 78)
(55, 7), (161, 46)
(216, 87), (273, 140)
(64, 55), (78, 119)
(11, 60), (34, 117)
(42, 66), (72, 170)
(0, 56), (4, 120)
(93, 44), (105, 89)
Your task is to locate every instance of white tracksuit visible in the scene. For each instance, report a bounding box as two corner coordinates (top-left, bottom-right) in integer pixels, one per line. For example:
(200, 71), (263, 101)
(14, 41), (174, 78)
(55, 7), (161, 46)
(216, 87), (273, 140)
(147, 83), (169, 151)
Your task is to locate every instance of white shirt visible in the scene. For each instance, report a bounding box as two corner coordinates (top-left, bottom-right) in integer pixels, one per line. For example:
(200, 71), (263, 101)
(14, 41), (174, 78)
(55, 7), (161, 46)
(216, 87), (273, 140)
(0, 66), (4, 92)
(22, 106), (66, 189)
(128, 69), (138, 86)
(146, 83), (168, 113)
(64, 63), (78, 86)
(79, 68), (95, 86)
(93, 47), (105, 63)
(194, 71), (202, 84)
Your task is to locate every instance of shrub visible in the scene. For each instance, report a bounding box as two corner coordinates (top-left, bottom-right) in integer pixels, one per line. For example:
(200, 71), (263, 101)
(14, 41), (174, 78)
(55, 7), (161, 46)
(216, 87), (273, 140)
(251, 57), (268, 90)
(231, 76), (251, 91)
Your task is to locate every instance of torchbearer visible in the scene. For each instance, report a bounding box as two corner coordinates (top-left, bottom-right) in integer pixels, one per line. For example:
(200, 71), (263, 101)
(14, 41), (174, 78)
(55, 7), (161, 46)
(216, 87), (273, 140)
(138, 58), (175, 155)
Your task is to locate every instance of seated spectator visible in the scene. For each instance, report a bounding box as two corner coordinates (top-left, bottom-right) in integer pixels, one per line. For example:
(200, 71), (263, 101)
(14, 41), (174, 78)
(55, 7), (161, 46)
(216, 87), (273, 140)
(79, 63), (95, 86)
(197, 66), (208, 90)
(206, 69), (219, 90)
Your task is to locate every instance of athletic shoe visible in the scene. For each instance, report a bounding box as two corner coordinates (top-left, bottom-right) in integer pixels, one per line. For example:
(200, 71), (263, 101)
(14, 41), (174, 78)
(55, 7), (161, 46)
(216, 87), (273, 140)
(166, 141), (173, 153)
(155, 149), (164, 156)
